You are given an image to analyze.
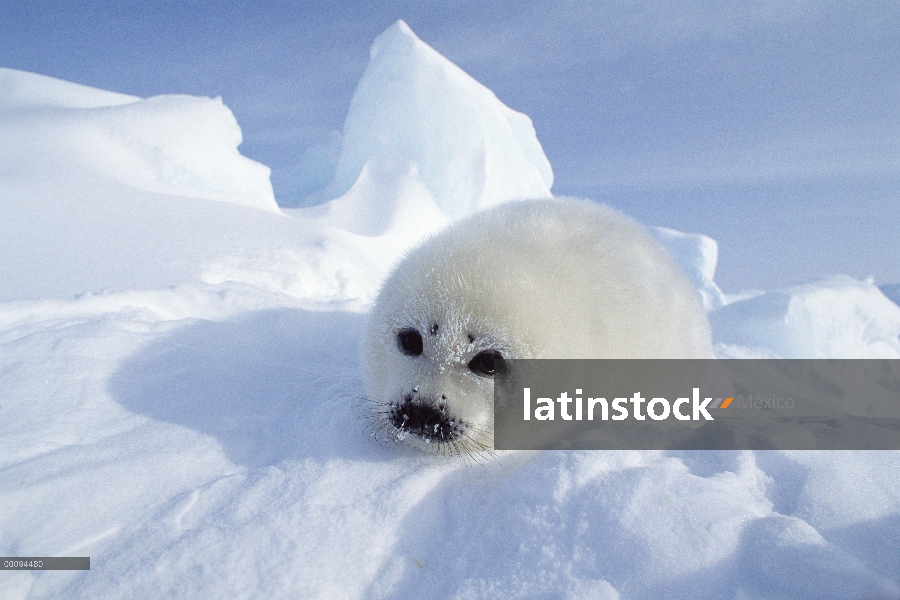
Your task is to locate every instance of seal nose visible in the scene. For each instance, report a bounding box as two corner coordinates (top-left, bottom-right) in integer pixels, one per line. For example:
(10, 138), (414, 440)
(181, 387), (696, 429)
(399, 403), (442, 434)
(389, 399), (458, 441)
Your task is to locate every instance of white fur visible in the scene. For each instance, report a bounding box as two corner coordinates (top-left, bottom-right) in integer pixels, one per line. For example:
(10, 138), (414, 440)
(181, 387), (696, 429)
(362, 198), (712, 454)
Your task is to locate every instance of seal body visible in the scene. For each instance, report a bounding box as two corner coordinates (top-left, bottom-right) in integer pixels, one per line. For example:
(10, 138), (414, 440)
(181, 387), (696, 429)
(362, 198), (712, 454)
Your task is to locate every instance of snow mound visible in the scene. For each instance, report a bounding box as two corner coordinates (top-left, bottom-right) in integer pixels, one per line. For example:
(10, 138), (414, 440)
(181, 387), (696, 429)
(0, 67), (138, 112)
(711, 275), (900, 358)
(0, 68), (277, 213)
(652, 226), (727, 310)
(321, 20), (553, 220)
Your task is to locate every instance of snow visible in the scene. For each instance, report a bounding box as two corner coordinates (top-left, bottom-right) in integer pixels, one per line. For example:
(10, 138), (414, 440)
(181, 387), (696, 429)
(319, 20), (553, 219)
(711, 275), (900, 359)
(0, 69), (277, 214)
(1, 20), (899, 600)
(651, 226), (728, 311)
(0, 67), (138, 111)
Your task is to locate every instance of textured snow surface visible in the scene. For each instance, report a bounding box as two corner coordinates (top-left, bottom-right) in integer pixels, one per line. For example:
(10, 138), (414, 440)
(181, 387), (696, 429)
(712, 276), (900, 359)
(0, 68), (277, 213)
(1, 21), (899, 600)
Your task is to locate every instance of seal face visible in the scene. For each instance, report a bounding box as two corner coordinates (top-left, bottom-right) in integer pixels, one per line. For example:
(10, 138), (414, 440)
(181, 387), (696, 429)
(362, 198), (713, 455)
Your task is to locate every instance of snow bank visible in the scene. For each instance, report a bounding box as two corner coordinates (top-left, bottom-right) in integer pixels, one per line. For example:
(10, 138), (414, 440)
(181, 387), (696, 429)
(321, 20), (553, 220)
(711, 275), (900, 358)
(647, 223), (900, 360)
(652, 226), (727, 310)
(0, 67), (277, 213)
(0, 69), (362, 302)
(0, 67), (138, 111)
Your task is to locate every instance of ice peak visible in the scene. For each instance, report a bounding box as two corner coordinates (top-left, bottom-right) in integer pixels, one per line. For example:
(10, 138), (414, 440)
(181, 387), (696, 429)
(322, 20), (553, 221)
(367, 20), (431, 74)
(371, 19), (418, 53)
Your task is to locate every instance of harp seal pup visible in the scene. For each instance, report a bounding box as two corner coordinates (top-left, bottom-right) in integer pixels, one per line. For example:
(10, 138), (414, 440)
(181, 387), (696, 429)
(362, 197), (712, 455)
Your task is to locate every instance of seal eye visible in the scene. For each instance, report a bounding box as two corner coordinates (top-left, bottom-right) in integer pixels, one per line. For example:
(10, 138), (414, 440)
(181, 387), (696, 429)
(397, 328), (423, 356)
(468, 350), (503, 377)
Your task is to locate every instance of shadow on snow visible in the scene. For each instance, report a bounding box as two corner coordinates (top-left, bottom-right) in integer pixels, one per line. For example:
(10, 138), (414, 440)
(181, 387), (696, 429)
(108, 308), (389, 468)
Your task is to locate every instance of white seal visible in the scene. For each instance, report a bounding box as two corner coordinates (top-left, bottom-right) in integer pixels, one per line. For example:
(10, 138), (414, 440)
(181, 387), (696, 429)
(362, 198), (712, 455)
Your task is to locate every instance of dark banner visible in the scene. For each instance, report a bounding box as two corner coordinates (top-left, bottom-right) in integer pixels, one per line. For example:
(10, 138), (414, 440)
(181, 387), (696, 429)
(493, 360), (900, 450)
(1, 557), (90, 570)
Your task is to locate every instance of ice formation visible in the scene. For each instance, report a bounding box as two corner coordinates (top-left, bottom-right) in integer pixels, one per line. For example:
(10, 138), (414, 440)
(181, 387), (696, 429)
(0, 67), (277, 213)
(320, 20), (553, 221)
(652, 226), (727, 310)
(711, 275), (900, 358)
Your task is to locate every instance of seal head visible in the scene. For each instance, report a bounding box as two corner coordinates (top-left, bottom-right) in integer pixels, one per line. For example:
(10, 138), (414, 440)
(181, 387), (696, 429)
(362, 198), (712, 454)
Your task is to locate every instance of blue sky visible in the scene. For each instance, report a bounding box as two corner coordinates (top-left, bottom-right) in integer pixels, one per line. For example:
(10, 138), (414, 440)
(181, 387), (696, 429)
(2, 1), (898, 290)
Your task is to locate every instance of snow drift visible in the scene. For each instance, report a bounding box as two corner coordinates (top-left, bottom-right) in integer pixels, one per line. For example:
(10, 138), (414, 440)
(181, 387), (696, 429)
(712, 275), (900, 359)
(0, 67), (277, 212)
